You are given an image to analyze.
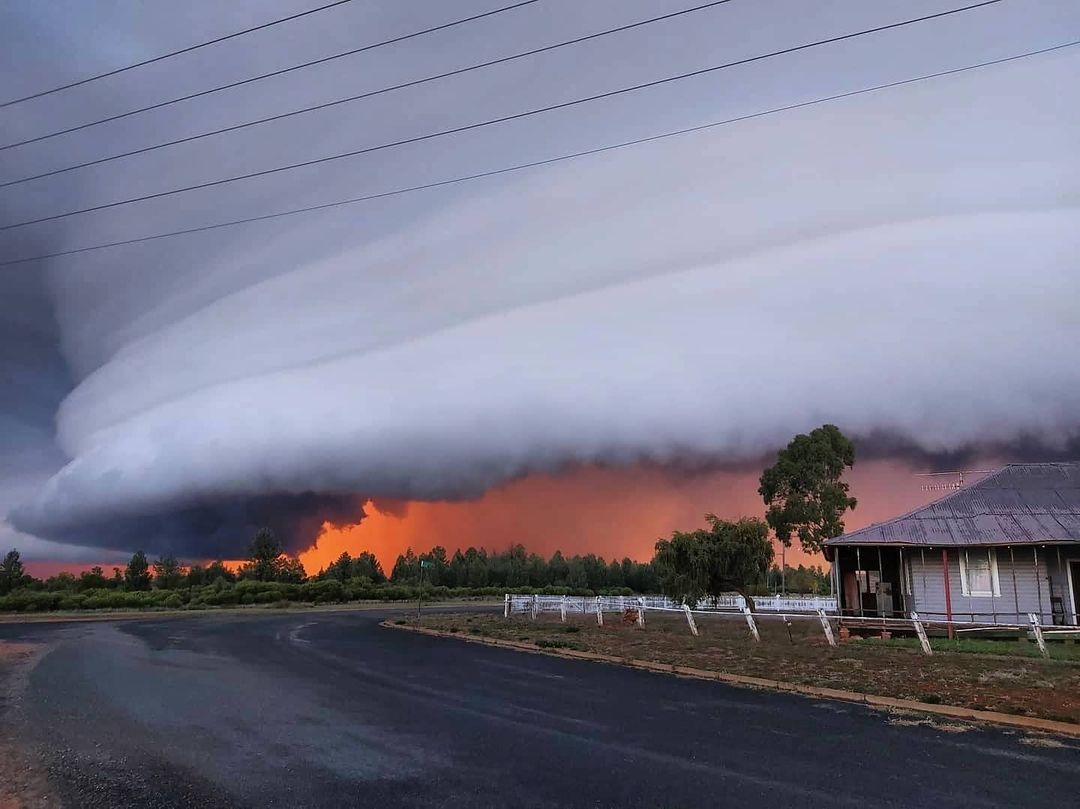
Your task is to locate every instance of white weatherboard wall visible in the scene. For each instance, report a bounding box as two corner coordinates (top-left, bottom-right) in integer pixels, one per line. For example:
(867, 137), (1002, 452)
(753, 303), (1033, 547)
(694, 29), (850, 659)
(904, 546), (1055, 624)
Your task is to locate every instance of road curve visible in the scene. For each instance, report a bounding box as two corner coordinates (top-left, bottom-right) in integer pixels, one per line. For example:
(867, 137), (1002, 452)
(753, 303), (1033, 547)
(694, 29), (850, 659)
(1, 610), (1076, 808)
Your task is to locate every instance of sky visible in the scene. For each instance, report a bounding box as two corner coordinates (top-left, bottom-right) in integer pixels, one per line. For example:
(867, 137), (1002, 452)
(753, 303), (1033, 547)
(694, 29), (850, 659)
(0, 0), (1078, 570)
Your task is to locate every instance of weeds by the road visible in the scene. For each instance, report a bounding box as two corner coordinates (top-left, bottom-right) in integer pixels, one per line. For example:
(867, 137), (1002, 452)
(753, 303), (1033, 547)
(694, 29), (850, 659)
(411, 612), (1080, 725)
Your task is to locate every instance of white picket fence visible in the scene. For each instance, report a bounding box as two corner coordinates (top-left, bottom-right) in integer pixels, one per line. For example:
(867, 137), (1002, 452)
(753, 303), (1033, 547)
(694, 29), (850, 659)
(505, 594), (1062, 659)
(506, 593), (836, 616)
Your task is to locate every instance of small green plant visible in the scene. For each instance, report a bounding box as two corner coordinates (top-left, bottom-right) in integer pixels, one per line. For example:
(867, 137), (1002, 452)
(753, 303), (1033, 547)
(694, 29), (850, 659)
(562, 625), (581, 633)
(922, 693), (942, 704)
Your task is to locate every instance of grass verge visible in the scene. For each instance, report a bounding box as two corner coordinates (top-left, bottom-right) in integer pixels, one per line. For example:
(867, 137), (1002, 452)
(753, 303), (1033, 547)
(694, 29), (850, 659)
(405, 611), (1080, 725)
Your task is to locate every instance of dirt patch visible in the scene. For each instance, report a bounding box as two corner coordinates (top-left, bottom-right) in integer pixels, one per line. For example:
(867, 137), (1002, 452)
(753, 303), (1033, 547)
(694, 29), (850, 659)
(412, 612), (1080, 726)
(0, 641), (59, 809)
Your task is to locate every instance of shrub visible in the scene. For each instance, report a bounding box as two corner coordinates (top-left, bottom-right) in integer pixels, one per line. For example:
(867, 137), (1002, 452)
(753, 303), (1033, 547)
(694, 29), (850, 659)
(299, 579), (345, 604)
(377, 585), (415, 601)
(164, 594), (184, 609)
(57, 595), (87, 611)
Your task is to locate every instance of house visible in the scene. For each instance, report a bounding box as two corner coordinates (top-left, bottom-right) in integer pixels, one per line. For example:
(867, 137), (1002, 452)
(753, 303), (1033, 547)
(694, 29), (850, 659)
(824, 462), (1080, 626)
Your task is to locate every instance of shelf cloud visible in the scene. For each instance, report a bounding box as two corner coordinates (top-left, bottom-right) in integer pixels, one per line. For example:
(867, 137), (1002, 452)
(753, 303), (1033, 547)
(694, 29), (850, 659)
(2, 3), (1078, 558)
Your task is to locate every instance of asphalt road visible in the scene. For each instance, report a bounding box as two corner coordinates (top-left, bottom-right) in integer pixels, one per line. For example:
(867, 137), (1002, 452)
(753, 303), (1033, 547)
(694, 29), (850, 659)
(1, 609), (1077, 808)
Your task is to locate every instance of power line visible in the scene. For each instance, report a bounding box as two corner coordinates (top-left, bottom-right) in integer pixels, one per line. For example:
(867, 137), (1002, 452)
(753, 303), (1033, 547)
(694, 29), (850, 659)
(0, 1), (735, 190)
(0, 0), (540, 151)
(0, 0), (354, 109)
(2, 38), (1070, 269)
(0, 0), (1005, 234)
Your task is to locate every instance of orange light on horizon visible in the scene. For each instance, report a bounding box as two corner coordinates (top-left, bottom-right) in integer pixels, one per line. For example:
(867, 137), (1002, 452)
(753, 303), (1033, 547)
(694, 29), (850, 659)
(296, 459), (944, 576)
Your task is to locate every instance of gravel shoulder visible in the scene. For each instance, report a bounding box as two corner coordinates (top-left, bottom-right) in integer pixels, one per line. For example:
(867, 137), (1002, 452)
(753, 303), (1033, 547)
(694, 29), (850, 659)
(0, 639), (58, 809)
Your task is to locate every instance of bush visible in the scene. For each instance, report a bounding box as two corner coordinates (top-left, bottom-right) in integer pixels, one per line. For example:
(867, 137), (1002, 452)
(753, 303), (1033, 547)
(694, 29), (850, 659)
(0, 591), (61, 612)
(300, 579), (346, 604)
(164, 593), (184, 609)
(377, 585), (416, 601)
(57, 595), (87, 611)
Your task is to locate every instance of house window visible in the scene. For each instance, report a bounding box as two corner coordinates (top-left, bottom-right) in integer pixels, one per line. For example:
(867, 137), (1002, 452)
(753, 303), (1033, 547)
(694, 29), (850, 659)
(854, 570), (880, 594)
(958, 549), (1000, 597)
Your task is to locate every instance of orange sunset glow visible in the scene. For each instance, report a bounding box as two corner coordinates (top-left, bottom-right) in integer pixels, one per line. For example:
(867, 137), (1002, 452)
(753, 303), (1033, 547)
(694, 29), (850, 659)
(298, 459), (953, 575)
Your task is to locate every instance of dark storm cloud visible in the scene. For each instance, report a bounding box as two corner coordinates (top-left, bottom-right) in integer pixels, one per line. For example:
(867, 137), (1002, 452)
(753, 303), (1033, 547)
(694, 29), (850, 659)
(23, 492), (365, 559)
(1, 0), (1078, 558)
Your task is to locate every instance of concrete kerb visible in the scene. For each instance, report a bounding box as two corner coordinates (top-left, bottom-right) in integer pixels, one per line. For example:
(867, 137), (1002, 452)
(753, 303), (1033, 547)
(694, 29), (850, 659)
(381, 621), (1080, 739)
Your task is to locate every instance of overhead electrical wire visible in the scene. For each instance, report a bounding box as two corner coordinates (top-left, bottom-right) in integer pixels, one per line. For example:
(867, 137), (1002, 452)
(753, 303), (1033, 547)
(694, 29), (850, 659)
(2, 38), (1071, 269)
(0, 0), (541, 151)
(0, 0), (1005, 234)
(0, 1), (736, 189)
(0, 0), (354, 109)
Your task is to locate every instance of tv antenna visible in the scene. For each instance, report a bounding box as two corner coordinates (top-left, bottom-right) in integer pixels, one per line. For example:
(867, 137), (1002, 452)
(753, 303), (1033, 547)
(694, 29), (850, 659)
(915, 469), (993, 492)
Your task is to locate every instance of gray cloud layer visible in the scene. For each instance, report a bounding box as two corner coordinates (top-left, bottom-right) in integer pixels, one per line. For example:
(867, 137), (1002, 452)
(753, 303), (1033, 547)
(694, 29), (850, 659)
(1, 0), (1078, 557)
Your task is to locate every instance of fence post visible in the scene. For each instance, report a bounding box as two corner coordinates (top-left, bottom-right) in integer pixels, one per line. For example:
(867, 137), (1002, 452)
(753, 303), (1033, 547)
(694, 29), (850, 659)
(817, 609), (837, 647)
(531, 594), (539, 621)
(742, 607), (760, 642)
(637, 596), (646, 627)
(1029, 612), (1049, 658)
(560, 595), (567, 623)
(504, 593), (510, 618)
(683, 604), (699, 636)
(595, 596), (604, 626)
(910, 611), (932, 656)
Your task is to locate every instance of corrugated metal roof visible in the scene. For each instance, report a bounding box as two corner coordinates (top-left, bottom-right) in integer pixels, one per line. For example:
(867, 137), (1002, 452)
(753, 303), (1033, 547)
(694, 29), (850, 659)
(827, 462), (1080, 547)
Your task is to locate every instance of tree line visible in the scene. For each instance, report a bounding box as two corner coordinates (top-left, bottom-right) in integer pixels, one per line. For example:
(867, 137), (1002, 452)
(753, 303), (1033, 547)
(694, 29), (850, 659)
(0, 425), (855, 613)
